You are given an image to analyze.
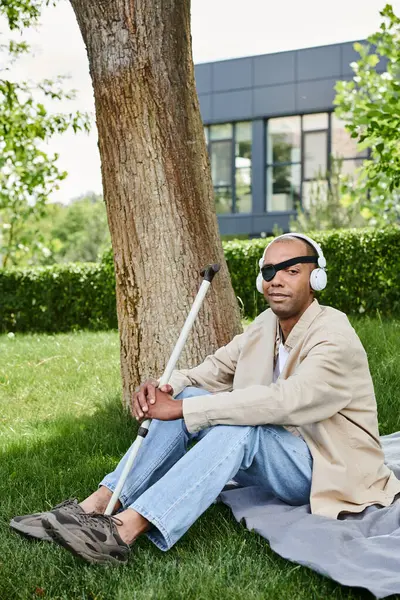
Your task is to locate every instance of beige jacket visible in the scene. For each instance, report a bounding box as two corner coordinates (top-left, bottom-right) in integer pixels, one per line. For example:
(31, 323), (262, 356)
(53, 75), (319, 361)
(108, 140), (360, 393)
(169, 300), (400, 518)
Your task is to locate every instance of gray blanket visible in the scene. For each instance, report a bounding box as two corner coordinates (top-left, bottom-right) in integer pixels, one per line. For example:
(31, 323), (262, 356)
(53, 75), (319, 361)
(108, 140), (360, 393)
(220, 432), (400, 599)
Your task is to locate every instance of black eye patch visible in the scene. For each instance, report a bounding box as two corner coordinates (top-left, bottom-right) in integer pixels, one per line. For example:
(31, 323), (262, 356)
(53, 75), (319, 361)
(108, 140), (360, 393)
(261, 256), (318, 282)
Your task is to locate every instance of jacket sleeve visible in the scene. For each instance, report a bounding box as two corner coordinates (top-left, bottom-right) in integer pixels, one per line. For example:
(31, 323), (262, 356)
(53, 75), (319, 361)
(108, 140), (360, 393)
(167, 328), (248, 398)
(183, 332), (354, 432)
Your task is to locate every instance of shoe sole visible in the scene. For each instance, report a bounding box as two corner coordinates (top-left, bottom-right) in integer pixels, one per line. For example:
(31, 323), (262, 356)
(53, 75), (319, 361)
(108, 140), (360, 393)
(42, 513), (127, 566)
(9, 518), (52, 543)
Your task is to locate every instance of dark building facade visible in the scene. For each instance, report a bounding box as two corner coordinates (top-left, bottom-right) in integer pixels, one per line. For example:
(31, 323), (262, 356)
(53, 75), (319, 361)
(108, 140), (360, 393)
(194, 41), (382, 237)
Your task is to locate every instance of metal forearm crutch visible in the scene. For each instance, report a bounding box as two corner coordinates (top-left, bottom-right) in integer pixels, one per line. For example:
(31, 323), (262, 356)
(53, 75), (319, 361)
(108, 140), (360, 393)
(105, 263), (220, 515)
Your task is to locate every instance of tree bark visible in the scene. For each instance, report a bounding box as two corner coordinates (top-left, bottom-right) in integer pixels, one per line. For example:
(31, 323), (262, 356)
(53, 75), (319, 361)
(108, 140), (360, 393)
(69, 0), (242, 406)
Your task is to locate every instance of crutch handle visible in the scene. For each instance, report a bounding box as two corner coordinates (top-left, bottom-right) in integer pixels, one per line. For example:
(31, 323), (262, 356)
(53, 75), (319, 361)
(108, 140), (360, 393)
(200, 263), (220, 282)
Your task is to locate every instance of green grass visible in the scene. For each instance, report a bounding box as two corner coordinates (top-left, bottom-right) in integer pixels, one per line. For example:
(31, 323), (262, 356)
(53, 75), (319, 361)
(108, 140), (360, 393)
(1, 320), (400, 600)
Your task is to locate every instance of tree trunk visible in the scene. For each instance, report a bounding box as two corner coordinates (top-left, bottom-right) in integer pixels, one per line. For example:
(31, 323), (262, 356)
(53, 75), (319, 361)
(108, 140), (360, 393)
(69, 0), (242, 406)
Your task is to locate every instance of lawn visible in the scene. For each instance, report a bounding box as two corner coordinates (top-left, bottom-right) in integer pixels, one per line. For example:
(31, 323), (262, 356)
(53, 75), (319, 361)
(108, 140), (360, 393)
(1, 319), (400, 600)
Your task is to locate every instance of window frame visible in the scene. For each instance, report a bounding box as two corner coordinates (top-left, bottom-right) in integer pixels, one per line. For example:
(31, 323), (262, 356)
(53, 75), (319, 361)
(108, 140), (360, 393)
(265, 111), (369, 214)
(265, 115), (302, 214)
(205, 121), (253, 215)
(302, 128), (329, 182)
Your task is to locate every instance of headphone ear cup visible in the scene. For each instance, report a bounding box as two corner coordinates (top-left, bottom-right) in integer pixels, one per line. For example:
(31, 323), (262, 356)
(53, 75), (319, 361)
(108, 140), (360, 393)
(256, 272), (264, 294)
(310, 268), (327, 292)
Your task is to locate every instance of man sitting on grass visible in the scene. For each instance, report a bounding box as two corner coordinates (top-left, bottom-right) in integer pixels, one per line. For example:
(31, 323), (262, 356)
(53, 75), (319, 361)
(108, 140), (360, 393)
(10, 233), (400, 565)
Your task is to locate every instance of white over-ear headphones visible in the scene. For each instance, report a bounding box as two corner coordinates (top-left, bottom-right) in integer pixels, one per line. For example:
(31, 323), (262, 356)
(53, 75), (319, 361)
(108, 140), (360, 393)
(256, 233), (327, 294)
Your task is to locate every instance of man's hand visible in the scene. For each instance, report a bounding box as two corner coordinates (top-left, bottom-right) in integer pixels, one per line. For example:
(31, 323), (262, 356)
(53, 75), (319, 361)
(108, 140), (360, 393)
(131, 378), (174, 420)
(142, 388), (183, 421)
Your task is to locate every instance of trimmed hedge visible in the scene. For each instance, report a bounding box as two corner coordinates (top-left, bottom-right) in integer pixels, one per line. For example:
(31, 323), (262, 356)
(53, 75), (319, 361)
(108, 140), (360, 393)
(1, 227), (400, 333)
(0, 261), (117, 333)
(224, 227), (400, 319)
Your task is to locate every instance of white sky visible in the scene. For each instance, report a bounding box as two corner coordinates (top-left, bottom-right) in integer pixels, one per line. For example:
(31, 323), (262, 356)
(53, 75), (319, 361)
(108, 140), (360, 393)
(2, 0), (398, 203)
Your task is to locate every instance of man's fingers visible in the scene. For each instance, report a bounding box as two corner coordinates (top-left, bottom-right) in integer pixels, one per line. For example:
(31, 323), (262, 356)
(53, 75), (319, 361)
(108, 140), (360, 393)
(131, 379), (159, 420)
(132, 395), (140, 420)
(147, 383), (157, 405)
(136, 402), (144, 420)
(137, 387), (149, 414)
(159, 384), (173, 395)
(132, 395), (144, 420)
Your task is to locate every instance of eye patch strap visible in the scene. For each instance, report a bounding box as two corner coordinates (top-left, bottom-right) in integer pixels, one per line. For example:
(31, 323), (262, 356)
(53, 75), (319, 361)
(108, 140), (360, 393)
(261, 256), (318, 281)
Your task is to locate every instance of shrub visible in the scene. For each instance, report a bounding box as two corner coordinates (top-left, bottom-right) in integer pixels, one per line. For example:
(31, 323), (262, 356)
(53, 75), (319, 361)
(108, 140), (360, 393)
(223, 237), (268, 318)
(1, 227), (399, 333)
(316, 227), (400, 317)
(0, 262), (117, 333)
(224, 227), (400, 318)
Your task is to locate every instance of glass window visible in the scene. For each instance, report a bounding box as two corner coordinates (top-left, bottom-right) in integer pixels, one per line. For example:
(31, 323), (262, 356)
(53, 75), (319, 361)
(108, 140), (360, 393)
(331, 115), (368, 159)
(264, 112), (369, 215)
(204, 127), (209, 144)
(303, 113), (328, 131)
(304, 131), (328, 180)
(267, 164), (301, 212)
(235, 191), (252, 213)
(211, 140), (232, 187)
(236, 122), (252, 163)
(235, 167), (252, 213)
(302, 180), (328, 211)
(207, 121), (252, 214)
(267, 116), (301, 164)
(208, 124), (233, 212)
(214, 187), (232, 214)
(338, 158), (364, 177)
(236, 122), (252, 155)
(235, 121), (252, 214)
(210, 123), (233, 140)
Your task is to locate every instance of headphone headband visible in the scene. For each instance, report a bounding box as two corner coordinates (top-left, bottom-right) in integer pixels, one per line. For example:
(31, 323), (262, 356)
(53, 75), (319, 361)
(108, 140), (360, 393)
(259, 233), (326, 269)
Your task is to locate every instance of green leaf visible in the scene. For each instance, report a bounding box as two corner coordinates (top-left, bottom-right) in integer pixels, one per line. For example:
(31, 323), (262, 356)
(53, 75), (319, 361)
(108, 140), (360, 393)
(0, 26), (92, 268)
(353, 42), (365, 54)
(367, 54), (380, 67)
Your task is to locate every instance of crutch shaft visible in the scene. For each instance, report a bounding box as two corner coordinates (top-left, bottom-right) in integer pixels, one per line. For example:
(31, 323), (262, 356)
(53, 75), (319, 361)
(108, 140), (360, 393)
(104, 266), (219, 515)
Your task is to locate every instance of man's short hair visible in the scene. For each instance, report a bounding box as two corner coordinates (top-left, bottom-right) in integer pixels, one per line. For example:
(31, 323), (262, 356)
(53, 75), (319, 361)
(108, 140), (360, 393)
(272, 235), (318, 259)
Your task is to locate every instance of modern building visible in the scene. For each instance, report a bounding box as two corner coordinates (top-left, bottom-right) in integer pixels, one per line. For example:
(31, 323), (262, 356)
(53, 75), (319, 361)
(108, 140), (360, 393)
(194, 40), (384, 237)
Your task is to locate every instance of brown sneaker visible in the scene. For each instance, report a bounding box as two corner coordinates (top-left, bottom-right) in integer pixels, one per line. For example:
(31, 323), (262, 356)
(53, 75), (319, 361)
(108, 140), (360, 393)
(42, 510), (130, 565)
(10, 499), (84, 542)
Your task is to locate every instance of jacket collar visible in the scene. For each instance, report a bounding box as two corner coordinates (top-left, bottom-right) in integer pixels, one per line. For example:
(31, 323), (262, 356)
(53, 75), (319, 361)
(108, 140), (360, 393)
(283, 299), (322, 350)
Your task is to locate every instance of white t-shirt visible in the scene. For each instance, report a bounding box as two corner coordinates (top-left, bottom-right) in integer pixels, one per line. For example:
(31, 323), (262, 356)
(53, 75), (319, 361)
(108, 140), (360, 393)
(273, 342), (290, 384)
(272, 340), (303, 439)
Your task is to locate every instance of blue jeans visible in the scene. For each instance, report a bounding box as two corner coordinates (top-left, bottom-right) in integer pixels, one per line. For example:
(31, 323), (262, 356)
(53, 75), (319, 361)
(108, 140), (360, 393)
(100, 387), (312, 551)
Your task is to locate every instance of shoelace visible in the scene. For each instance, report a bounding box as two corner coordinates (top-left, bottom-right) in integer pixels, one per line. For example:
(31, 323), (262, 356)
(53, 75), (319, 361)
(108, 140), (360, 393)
(74, 511), (123, 531)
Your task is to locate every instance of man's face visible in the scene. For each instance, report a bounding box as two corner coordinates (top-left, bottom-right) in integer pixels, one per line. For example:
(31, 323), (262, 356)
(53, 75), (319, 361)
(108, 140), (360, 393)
(262, 239), (314, 320)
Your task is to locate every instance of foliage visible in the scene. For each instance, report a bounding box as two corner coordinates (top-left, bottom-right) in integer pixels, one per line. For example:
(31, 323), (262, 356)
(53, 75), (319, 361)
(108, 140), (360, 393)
(0, 261), (117, 333)
(50, 194), (110, 263)
(0, 0), (44, 31)
(334, 4), (400, 223)
(17, 193), (111, 265)
(2, 228), (400, 332)
(289, 160), (367, 232)
(0, 3), (91, 268)
(6, 193), (110, 266)
(224, 227), (400, 319)
(315, 227), (400, 315)
(222, 237), (267, 319)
